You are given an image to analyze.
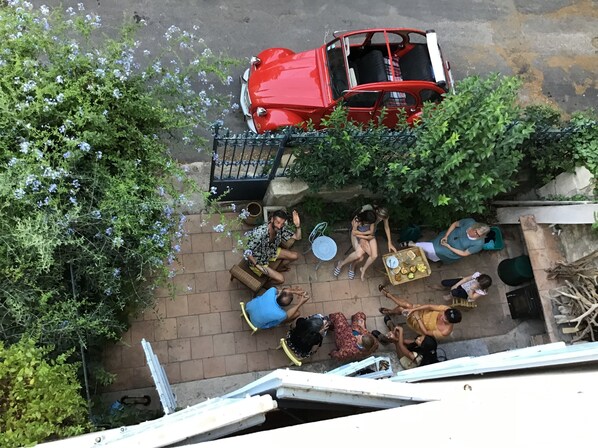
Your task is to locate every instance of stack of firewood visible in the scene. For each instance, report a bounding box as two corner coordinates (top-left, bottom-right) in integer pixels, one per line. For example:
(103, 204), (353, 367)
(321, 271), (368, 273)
(547, 250), (598, 342)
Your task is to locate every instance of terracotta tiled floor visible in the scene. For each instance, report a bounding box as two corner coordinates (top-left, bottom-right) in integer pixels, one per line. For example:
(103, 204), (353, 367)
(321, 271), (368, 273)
(103, 213), (523, 392)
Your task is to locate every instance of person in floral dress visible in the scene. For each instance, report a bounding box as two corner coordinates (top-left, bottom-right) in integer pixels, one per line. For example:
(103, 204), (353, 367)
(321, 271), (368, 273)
(328, 311), (378, 362)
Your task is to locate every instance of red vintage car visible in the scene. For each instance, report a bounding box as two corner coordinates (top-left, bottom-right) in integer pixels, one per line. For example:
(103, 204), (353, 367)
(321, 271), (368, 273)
(240, 28), (454, 133)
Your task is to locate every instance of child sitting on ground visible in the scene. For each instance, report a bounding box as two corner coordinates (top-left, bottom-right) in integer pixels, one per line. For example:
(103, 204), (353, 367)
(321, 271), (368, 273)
(434, 272), (492, 303)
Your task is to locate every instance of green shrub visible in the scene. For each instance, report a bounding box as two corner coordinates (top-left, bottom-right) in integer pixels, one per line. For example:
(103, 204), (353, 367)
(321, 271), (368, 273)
(291, 74), (533, 227)
(290, 106), (392, 190)
(523, 105), (598, 185)
(0, 338), (90, 447)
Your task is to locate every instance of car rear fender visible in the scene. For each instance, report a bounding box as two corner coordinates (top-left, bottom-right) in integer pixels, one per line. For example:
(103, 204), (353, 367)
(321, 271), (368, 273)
(255, 109), (307, 133)
(255, 48), (296, 66)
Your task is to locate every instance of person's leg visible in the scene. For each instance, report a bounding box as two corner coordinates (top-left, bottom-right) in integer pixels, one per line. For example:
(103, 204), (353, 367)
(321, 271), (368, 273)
(336, 243), (365, 271)
(381, 304), (408, 315)
(450, 285), (468, 299)
(359, 238), (378, 281)
(380, 288), (414, 309)
(350, 239), (368, 272)
(351, 311), (367, 329)
(441, 278), (461, 288)
(328, 312), (352, 351)
(415, 242), (441, 262)
(264, 267), (284, 284)
(277, 248), (298, 270)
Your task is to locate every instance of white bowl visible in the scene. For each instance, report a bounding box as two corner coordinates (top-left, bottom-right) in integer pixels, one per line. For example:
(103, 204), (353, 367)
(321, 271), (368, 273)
(386, 256), (399, 269)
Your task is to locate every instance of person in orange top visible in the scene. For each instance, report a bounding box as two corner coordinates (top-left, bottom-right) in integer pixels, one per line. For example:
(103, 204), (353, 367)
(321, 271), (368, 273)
(378, 285), (462, 339)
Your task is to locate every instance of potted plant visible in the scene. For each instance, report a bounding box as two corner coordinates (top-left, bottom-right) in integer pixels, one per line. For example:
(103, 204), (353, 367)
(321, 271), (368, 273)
(244, 202), (263, 226)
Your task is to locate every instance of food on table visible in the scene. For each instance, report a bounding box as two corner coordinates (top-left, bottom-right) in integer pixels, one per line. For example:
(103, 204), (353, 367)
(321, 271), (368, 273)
(409, 265), (417, 273)
(417, 263), (427, 272)
(400, 267), (409, 275)
(395, 273), (402, 282)
(406, 250), (416, 260)
(407, 272), (415, 279)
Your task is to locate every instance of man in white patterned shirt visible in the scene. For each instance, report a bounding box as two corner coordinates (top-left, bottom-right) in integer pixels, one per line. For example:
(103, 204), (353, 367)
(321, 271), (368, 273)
(244, 209), (302, 284)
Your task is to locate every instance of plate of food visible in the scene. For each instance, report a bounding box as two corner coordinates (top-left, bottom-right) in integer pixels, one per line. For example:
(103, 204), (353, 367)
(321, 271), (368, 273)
(386, 256), (399, 269)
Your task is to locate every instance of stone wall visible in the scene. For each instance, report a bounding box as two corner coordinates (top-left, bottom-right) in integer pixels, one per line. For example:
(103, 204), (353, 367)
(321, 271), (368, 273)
(537, 166), (595, 199)
(263, 177), (379, 207)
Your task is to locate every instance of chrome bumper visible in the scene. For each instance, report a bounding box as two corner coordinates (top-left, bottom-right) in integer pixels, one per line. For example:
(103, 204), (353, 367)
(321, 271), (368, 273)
(240, 68), (257, 133)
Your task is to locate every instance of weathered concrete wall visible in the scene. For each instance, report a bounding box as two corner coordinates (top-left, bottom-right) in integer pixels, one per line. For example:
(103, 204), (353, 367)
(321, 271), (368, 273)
(537, 166), (595, 199)
(558, 224), (598, 263)
(263, 177), (380, 207)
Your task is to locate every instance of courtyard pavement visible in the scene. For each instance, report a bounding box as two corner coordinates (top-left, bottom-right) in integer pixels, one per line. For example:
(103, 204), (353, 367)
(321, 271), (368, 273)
(103, 212), (526, 392)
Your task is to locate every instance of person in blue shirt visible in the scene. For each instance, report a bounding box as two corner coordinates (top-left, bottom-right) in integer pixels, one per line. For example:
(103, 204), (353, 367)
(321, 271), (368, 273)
(414, 218), (490, 264)
(245, 286), (310, 329)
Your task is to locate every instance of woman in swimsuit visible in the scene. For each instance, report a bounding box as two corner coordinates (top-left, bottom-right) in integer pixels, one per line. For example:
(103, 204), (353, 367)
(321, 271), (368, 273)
(333, 209), (377, 281)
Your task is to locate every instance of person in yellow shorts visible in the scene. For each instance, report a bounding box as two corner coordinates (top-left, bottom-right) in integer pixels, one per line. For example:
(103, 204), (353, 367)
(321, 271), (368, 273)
(244, 209), (302, 284)
(378, 285), (462, 339)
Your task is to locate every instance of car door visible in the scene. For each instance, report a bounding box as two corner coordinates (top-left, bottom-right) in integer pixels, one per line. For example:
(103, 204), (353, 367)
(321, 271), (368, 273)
(342, 90), (382, 125)
(377, 88), (418, 128)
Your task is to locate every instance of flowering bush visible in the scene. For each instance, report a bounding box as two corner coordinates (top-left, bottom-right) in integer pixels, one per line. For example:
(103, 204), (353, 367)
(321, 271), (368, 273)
(0, 2), (236, 350)
(204, 187), (253, 254)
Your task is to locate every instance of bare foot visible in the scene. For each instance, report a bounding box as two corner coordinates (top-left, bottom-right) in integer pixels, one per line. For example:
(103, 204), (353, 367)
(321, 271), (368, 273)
(443, 294), (453, 302)
(359, 266), (366, 282)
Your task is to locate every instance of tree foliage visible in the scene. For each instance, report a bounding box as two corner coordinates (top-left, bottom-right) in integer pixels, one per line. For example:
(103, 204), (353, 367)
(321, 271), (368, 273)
(0, 338), (90, 448)
(523, 105), (598, 186)
(291, 74), (534, 226)
(0, 1), (234, 351)
(375, 74), (533, 224)
(290, 107), (391, 190)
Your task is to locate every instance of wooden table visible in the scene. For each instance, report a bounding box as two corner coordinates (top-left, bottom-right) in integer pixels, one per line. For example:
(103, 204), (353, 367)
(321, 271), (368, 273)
(382, 246), (431, 286)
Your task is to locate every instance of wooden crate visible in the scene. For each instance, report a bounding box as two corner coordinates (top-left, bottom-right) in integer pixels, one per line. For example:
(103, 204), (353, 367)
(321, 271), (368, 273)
(382, 246), (431, 286)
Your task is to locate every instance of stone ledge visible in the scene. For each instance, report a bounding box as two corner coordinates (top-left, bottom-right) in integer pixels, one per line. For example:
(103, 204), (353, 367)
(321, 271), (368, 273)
(263, 177), (380, 207)
(519, 215), (567, 343)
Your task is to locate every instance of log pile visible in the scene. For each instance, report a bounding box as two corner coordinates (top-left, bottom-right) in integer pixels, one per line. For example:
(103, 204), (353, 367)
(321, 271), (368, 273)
(547, 250), (598, 342)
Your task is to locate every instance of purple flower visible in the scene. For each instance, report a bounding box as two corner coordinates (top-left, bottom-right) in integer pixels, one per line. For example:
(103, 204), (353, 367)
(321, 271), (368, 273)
(14, 188), (25, 199)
